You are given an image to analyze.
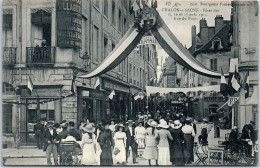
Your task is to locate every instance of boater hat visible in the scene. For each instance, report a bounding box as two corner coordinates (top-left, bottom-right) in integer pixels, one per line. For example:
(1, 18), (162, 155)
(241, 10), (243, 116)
(82, 124), (95, 133)
(158, 120), (169, 129)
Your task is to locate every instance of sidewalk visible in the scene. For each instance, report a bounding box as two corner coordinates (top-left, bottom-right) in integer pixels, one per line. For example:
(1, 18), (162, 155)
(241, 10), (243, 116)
(2, 147), (46, 158)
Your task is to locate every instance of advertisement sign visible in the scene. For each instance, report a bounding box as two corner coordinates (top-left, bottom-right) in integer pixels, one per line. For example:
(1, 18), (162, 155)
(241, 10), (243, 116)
(56, 0), (82, 48)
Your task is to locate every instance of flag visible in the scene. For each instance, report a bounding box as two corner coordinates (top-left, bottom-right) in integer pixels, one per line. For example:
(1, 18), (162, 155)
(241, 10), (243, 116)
(27, 75), (33, 92)
(71, 77), (77, 94)
(228, 63), (241, 96)
(134, 94), (140, 100)
(243, 71), (250, 98)
(94, 78), (100, 89)
(220, 68), (228, 96)
(231, 67), (240, 92)
(227, 97), (239, 106)
(108, 90), (115, 100)
(130, 0), (140, 14)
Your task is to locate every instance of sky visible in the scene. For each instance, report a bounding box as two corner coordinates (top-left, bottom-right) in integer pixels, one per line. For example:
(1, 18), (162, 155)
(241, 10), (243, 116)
(155, 0), (232, 79)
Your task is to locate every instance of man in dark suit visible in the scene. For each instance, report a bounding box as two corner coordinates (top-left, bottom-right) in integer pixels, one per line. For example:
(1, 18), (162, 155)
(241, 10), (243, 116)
(34, 120), (44, 149)
(68, 121), (81, 141)
(125, 120), (138, 163)
(43, 121), (59, 165)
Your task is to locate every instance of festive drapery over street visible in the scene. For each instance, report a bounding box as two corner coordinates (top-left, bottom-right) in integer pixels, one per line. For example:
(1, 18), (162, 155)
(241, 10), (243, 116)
(2, 0), (258, 166)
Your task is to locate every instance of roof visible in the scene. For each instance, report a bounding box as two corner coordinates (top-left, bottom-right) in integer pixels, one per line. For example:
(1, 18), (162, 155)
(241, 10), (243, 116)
(193, 24), (231, 56)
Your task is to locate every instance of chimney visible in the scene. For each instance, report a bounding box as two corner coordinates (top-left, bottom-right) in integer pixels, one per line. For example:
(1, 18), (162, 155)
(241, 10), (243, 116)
(200, 18), (207, 28)
(200, 18), (208, 44)
(215, 15), (224, 32)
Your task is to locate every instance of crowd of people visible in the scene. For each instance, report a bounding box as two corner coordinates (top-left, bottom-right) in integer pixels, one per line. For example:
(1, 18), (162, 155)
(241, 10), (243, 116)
(33, 114), (259, 166)
(35, 113), (208, 166)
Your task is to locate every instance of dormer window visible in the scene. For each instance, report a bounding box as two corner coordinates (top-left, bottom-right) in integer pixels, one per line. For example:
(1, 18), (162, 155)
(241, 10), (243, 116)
(210, 37), (223, 50)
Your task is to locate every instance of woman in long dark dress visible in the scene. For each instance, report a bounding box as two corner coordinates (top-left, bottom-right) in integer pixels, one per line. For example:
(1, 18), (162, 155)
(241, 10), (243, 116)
(169, 120), (185, 165)
(97, 123), (113, 166)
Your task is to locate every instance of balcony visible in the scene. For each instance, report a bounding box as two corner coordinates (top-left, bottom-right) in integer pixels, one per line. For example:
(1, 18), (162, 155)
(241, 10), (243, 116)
(26, 47), (55, 65)
(2, 47), (16, 65)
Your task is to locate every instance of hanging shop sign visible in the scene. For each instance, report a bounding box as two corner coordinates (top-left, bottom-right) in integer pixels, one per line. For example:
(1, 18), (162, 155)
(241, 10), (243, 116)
(138, 36), (157, 45)
(56, 0), (82, 48)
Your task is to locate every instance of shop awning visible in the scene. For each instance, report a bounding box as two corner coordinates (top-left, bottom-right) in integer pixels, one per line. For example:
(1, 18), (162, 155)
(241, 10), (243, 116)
(246, 85), (258, 105)
(146, 85), (220, 96)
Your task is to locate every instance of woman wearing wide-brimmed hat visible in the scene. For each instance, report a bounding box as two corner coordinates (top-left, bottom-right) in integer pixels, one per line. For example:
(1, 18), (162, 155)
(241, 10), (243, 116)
(154, 120), (173, 165)
(113, 124), (127, 165)
(143, 120), (159, 165)
(81, 124), (98, 165)
(169, 120), (185, 165)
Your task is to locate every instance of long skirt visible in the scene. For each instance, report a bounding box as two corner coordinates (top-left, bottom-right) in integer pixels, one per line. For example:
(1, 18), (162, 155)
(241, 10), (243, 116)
(143, 146), (158, 160)
(183, 134), (193, 164)
(113, 140), (126, 164)
(81, 143), (97, 165)
(158, 147), (171, 165)
(100, 146), (113, 166)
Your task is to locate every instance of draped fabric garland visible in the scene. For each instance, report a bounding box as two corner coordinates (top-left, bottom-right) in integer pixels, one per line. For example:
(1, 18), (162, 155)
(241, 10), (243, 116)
(77, 7), (227, 79)
(146, 85), (220, 96)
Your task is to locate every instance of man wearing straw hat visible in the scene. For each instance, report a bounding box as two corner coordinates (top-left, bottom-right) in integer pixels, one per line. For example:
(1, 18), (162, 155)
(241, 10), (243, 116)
(43, 121), (59, 165)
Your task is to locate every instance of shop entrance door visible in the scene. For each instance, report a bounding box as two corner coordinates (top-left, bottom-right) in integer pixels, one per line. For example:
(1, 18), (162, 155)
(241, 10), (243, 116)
(25, 100), (55, 146)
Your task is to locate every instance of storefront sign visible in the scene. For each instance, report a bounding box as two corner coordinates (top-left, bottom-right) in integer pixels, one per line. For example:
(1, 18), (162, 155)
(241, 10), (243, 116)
(56, 0), (82, 48)
(82, 90), (90, 97)
(204, 96), (227, 102)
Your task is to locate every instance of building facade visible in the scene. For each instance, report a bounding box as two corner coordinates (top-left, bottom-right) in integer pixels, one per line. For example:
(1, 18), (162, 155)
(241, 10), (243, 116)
(231, 1), (258, 131)
(2, 0), (158, 147)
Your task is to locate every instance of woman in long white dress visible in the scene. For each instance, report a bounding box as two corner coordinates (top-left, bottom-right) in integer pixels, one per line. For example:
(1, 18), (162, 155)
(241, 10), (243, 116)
(113, 124), (127, 165)
(80, 124), (97, 165)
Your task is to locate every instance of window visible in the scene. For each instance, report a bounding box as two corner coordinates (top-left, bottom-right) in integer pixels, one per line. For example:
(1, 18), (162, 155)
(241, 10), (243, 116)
(210, 59), (217, 71)
(93, 26), (99, 62)
(94, 0), (99, 8)
(124, 60), (127, 75)
(118, 9), (122, 32)
(140, 68), (142, 87)
(3, 13), (13, 47)
(104, 37), (108, 58)
(3, 104), (12, 133)
(31, 10), (51, 47)
(124, 18), (127, 34)
(103, 0), (108, 17)
(133, 66), (136, 84)
(112, 43), (115, 50)
(129, 63), (132, 83)
(112, 0), (116, 25)
(82, 18), (88, 53)
(2, 82), (15, 93)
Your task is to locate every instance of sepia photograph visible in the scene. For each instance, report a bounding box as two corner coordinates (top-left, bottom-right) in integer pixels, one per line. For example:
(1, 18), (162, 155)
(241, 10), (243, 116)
(1, 0), (259, 166)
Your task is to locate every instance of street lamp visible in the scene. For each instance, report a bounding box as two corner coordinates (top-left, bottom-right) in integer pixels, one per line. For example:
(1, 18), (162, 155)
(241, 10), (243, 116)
(80, 51), (91, 69)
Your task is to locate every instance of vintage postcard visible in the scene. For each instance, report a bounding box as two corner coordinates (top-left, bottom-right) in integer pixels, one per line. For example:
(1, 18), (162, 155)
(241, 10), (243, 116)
(2, 0), (258, 166)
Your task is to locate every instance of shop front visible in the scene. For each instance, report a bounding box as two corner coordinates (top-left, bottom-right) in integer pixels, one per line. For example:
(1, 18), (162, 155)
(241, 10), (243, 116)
(103, 78), (130, 122)
(19, 85), (62, 146)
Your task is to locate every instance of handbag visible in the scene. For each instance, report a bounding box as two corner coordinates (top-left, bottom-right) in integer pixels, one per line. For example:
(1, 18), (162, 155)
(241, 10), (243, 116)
(114, 147), (120, 155)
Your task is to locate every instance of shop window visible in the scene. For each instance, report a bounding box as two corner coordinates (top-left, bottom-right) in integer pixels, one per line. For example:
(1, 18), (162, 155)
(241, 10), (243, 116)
(209, 104), (219, 114)
(3, 104), (12, 133)
(2, 82), (15, 93)
(210, 59), (217, 71)
(103, 0), (108, 17)
(133, 66), (136, 85)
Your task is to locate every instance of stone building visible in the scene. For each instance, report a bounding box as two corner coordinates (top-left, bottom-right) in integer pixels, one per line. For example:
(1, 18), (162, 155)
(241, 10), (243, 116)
(2, 0), (158, 147)
(231, 1), (258, 131)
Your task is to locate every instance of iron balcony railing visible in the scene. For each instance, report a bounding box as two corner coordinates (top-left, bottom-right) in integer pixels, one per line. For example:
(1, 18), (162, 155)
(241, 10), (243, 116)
(26, 46), (55, 64)
(2, 47), (16, 65)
